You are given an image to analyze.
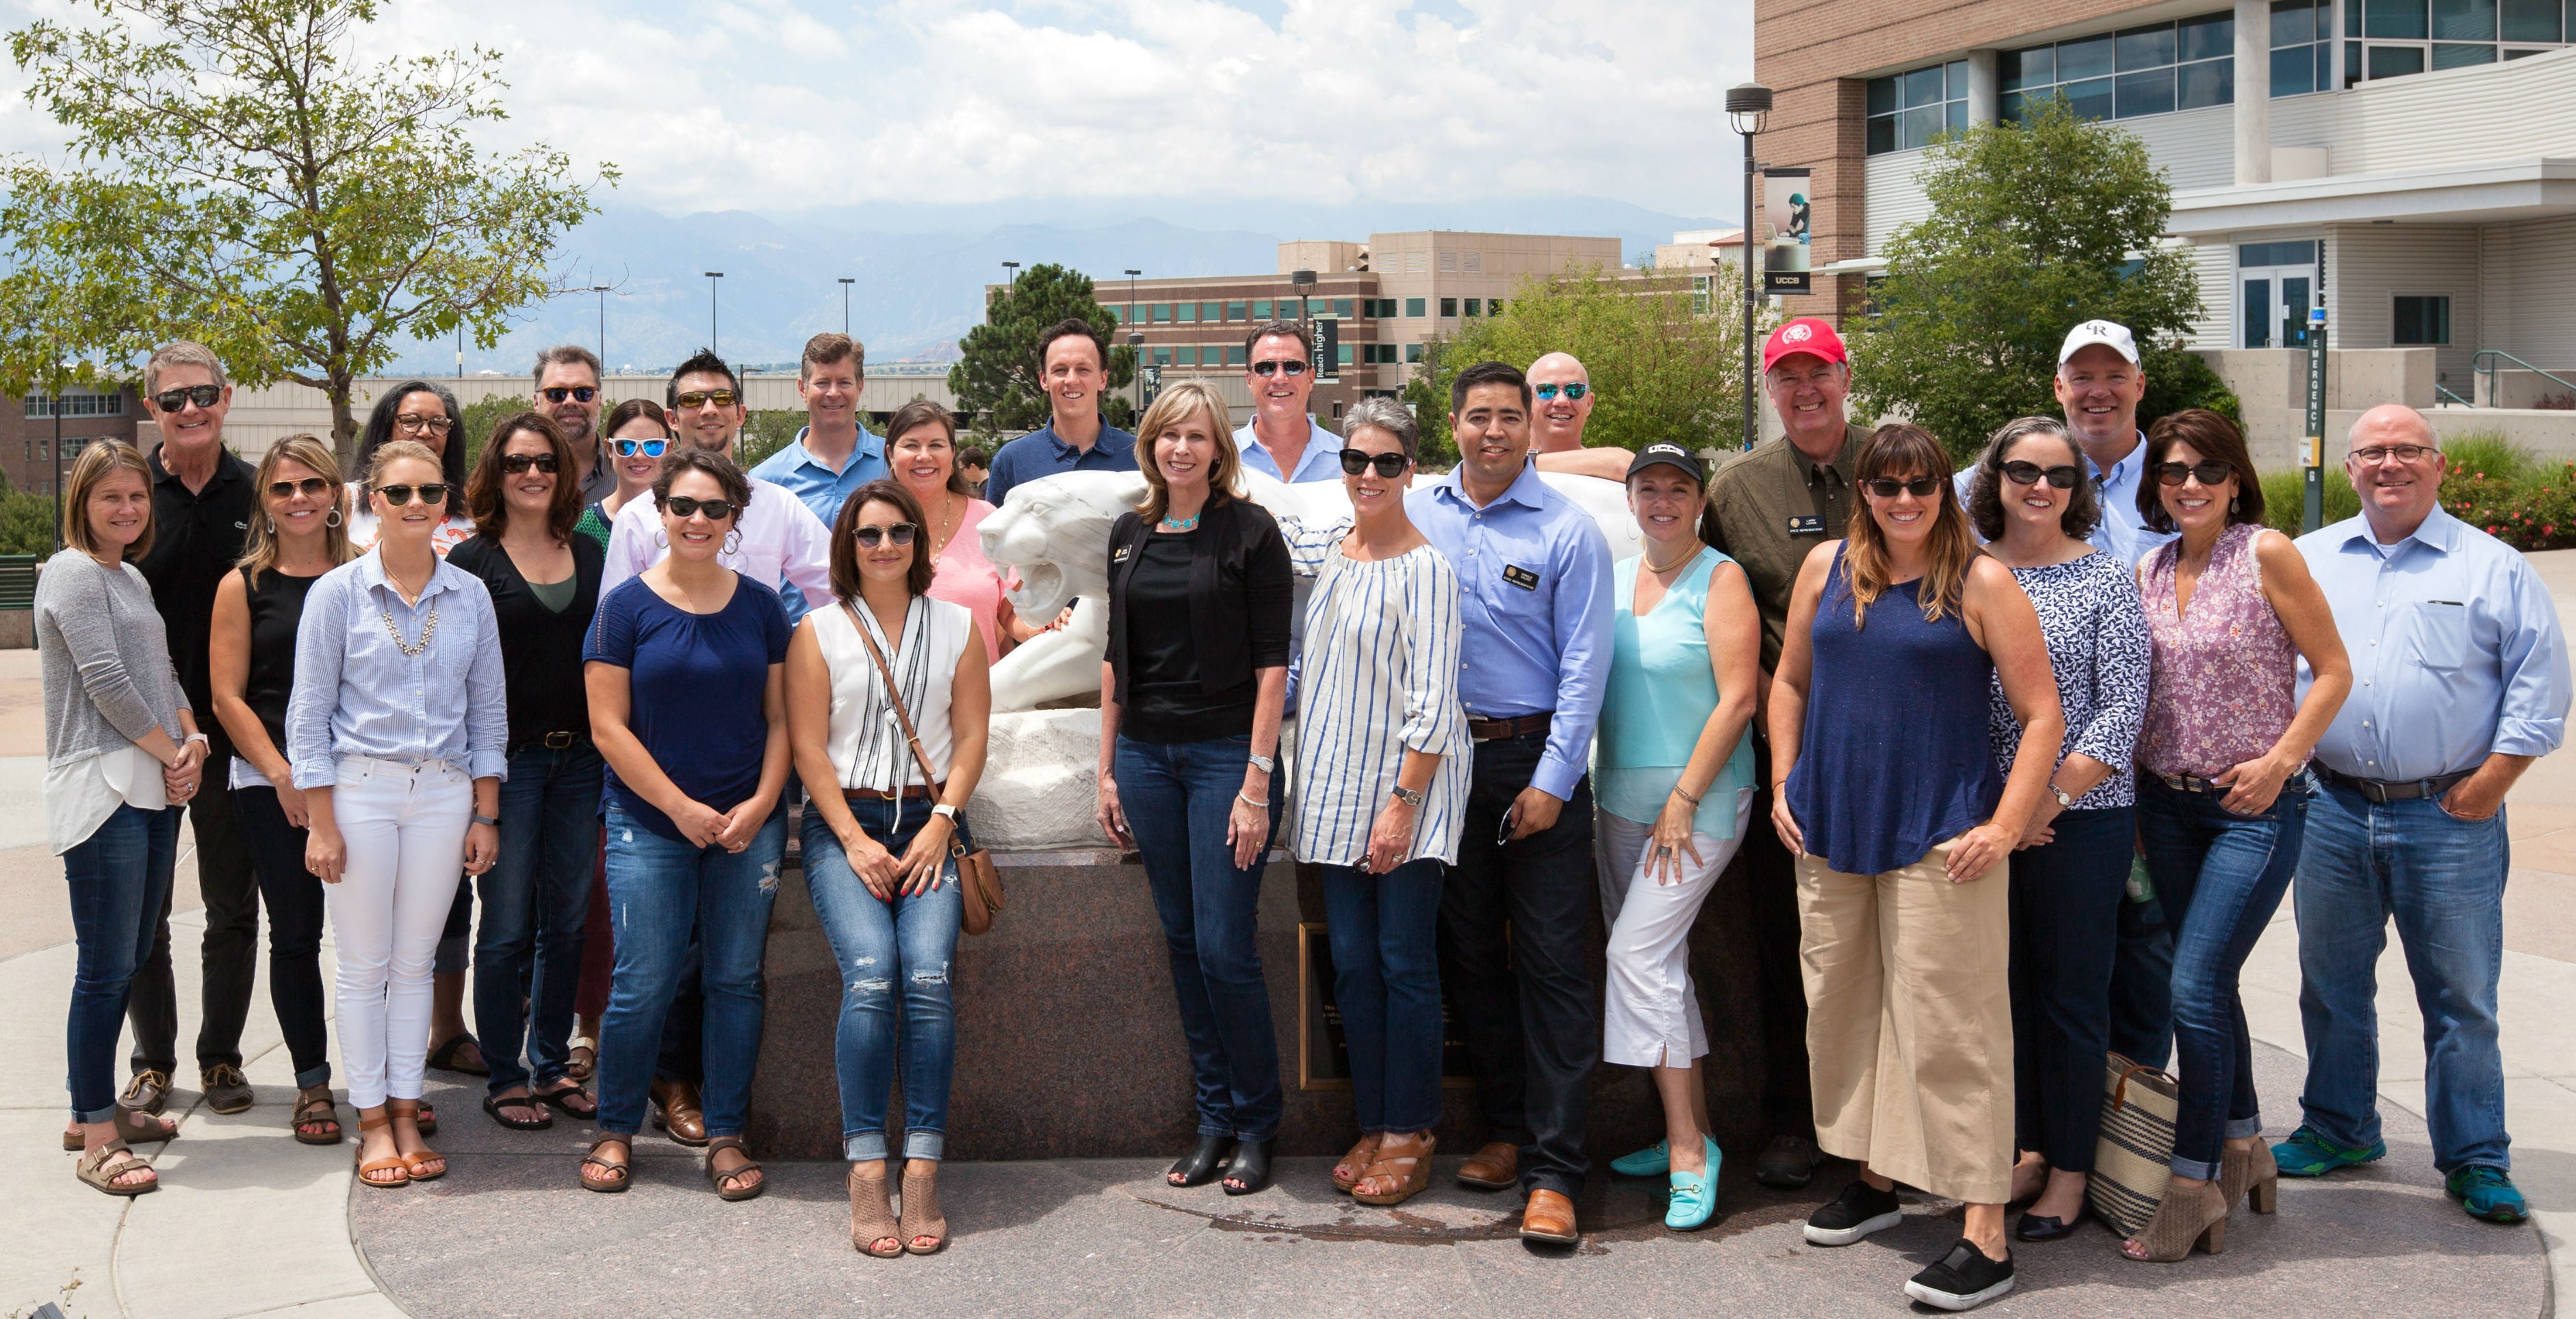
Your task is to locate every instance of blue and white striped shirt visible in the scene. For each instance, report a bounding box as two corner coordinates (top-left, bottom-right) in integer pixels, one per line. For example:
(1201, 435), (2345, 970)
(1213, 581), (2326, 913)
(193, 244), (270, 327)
(285, 549), (508, 789)
(1286, 539), (1471, 867)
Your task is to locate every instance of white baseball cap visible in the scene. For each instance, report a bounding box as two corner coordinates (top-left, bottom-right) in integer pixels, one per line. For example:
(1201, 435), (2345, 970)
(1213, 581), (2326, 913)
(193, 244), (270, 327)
(2059, 319), (2139, 365)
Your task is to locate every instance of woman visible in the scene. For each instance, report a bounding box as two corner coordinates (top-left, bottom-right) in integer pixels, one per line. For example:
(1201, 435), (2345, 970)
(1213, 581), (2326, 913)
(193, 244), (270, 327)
(788, 480), (992, 1256)
(448, 413), (606, 1132)
(1768, 423), (2064, 1311)
(580, 449), (791, 1201)
(40, 441), (203, 1196)
(578, 399), (673, 551)
(881, 398), (1027, 660)
(1963, 418), (2152, 1242)
(288, 439), (506, 1189)
(1094, 380), (1293, 1197)
(1594, 442), (1762, 1232)
(1287, 400), (1466, 1210)
(2121, 409), (2349, 1262)
(210, 434), (356, 1145)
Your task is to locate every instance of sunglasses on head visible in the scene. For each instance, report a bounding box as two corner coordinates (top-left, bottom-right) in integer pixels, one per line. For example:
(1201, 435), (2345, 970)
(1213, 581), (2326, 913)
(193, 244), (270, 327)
(852, 523), (919, 548)
(1339, 447), (1409, 478)
(377, 484), (450, 506)
(665, 495), (734, 521)
(2002, 460), (2082, 489)
(613, 437), (670, 458)
(266, 476), (332, 499)
(1532, 382), (1589, 401)
(541, 386), (599, 404)
(2154, 459), (2233, 487)
(1250, 359), (1309, 378)
(673, 389), (740, 409)
(151, 384), (222, 412)
(1862, 475), (1943, 499)
(500, 453), (559, 475)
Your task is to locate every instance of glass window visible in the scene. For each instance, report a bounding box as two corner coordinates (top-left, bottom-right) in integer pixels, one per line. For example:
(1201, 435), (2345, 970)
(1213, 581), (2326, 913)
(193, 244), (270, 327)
(2059, 33), (2116, 79)
(2181, 11), (2234, 59)
(2119, 23), (2178, 69)
(2368, 0), (2430, 36)
(2394, 296), (2452, 343)
(1404, 298), (1426, 317)
(2118, 67), (2178, 115)
(1178, 303), (1200, 324)
(1866, 57), (1974, 153)
(2181, 57), (2234, 106)
(1867, 75), (1896, 114)
(2063, 77), (2117, 120)
(1226, 301), (1246, 320)
(2433, 38), (2500, 60)
(2003, 14), (2231, 125)
(2239, 239), (2319, 265)
(1151, 303), (1172, 323)
(2501, 0), (2562, 39)
(1333, 298), (1353, 318)
(1405, 343), (1425, 364)
(1490, 298), (1506, 316)
(2369, 42), (2430, 73)
(2434, 0), (2499, 36)
(2271, 0), (2334, 94)
(1439, 298), (1458, 317)
(1153, 347), (1172, 365)
(1228, 345), (1248, 365)
(1252, 299), (1272, 319)
(1463, 298), (1482, 317)
(1337, 345), (1354, 366)
(2001, 45), (2053, 90)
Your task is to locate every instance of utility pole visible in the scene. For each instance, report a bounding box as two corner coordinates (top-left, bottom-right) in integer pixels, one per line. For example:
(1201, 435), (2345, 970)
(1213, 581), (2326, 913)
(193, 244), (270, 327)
(839, 277), (855, 336)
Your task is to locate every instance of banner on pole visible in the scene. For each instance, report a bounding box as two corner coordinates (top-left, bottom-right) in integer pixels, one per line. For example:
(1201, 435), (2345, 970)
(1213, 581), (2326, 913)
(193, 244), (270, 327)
(1762, 167), (1812, 294)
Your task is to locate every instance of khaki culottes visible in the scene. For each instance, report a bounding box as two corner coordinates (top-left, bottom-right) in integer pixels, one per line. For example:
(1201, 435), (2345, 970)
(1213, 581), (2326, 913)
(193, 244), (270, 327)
(1796, 836), (2014, 1205)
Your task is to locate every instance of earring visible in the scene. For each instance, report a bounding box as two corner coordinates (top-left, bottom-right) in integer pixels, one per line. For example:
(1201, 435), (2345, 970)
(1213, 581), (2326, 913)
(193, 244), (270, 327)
(266, 521), (278, 534)
(723, 529), (743, 557)
(324, 508), (343, 527)
(654, 530), (669, 549)
(2229, 495), (2241, 514)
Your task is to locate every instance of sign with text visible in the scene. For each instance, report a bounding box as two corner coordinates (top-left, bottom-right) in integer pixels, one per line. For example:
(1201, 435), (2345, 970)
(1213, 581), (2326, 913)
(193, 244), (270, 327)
(1763, 167), (1813, 294)
(1309, 317), (1340, 382)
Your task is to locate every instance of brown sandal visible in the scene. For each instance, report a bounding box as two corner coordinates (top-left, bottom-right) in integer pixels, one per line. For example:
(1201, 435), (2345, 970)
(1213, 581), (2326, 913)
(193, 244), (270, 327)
(580, 1138), (632, 1192)
(1352, 1131), (1437, 1206)
(901, 1161), (948, 1254)
(706, 1136), (763, 1201)
(292, 1088), (343, 1145)
(77, 1138), (159, 1197)
(1330, 1134), (1383, 1193)
(388, 1100), (446, 1181)
(2123, 1179), (2228, 1261)
(849, 1165), (902, 1257)
(565, 1035), (598, 1084)
(64, 1103), (183, 1150)
(353, 1113), (411, 1188)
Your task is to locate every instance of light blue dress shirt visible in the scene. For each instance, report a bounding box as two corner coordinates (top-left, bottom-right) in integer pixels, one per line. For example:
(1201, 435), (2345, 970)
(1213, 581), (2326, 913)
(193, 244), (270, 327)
(285, 550), (509, 789)
(1236, 415), (1344, 484)
(2295, 504), (2570, 782)
(1955, 429), (2172, 566)
(1406, 462), (1614, 802)
(748, 424), (889, 528)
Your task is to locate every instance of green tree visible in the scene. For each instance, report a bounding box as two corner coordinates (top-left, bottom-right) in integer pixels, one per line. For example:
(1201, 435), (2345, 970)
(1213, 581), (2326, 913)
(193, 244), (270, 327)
(947, 265), (1138, 442)
(1851, 97), (2228, 460)
(0, 486), (57, 556)
(0, 0), (612, 457)
(1404, 265), (1751, 466)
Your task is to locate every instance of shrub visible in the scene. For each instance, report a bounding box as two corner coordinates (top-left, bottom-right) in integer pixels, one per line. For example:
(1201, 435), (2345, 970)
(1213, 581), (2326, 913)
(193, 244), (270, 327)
(2258, 468), (2360, 536)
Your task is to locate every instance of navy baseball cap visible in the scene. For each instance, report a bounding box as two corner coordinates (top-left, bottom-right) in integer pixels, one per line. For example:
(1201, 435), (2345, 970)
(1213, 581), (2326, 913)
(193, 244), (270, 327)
(1626, 442), (1705, 483)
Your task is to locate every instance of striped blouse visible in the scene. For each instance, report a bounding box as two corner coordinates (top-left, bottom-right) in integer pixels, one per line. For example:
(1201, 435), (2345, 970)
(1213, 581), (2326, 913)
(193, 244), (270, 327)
(811, 595), (975, 792)
(1288, 541), (1471, 867)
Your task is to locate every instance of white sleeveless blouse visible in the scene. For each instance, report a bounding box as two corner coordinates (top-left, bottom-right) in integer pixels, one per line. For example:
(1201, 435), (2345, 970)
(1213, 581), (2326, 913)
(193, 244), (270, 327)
(811, 596), (975, 791)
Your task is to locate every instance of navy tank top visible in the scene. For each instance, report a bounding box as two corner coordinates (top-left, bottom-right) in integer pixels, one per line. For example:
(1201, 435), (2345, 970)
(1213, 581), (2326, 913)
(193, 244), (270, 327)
(1785, 549), (2002, 876)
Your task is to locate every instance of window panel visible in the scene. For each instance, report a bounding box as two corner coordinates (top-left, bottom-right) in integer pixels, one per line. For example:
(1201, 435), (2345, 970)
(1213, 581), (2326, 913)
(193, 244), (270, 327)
(1337, 345), (1354, 366)
(2002, 46), (2053, 89)
(1176, 302), (1197, 323)
(1866, 75), (1897, 115)
(2432, 38), (2499, 61)
(2368, 0), (2430, 36)
(1997, 90), (2026, 123)
(2501, 0), (2561, 38)
(1405, 343), (1424, 364)
(2273, 0), (2317, 45)
(1227, 345), (1247, 365)
(1945, 60), (1971, 98)
(1252, 299), (1272, 318)
(1868, 116), (1898, 153)
(1947, 100), (1969, 132)
(2433, 0), (2498, 37)
(1333, 298), (1353, 317)
(2368, 41), (2429, 72)
(2063, 76), (2116, 119)
(2182, 12), (2234, 60)
(1404, 298), (1426, 317)
(1903, 66), (1945, 106)
(1490, 298), (1505, 315)
(1463, 298), (1482, 317)
(1439, 298), (1458, 317)
(2059, 34), (2116, 79)
(1896, 103), (1938, 146)
(2119, 23), (2179, 69)
(1151, 302), (1172, 322)
(2394, 296), (2452, 343)
(2272, 42), (2319, 91)
(2117, 66), (2178, 115)
(2181, 57), (2235, 105)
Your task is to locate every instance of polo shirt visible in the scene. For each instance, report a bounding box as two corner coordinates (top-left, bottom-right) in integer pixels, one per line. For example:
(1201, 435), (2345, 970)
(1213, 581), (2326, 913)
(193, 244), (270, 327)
(1236, 415), (1344, 484)
(982, 419), (1138, 508)
(1705, 422), (1871, 671)
(136, 442), (259, 758)
(747, 424), (890, 527)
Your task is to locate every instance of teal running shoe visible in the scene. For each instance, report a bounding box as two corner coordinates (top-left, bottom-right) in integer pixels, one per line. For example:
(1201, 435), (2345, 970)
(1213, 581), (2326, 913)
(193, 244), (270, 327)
(2447, 1166), (2528, 1223)
(1665, 1136), (1723, 1231)
(1611, 1139), (1671, 1177)
(2272, 1125), (2386, 1177)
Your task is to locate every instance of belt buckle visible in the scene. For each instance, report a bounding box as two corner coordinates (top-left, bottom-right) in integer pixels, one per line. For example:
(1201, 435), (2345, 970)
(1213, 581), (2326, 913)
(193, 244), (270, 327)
(543, 731), (576, 750)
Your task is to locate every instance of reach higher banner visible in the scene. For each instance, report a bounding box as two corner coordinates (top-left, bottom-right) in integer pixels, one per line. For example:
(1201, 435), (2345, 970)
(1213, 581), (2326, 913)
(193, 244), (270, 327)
(1763, 167), (1812, 295)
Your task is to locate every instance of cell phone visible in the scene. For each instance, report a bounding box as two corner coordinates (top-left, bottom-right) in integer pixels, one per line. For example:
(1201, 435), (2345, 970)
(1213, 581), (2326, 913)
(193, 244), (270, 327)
(1496, 805), (1519, 846)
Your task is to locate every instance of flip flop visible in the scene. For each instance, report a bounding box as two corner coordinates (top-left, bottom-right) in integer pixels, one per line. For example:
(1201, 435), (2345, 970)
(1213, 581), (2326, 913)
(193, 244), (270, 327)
(483, 1093), (553, 1131)
(426, 1034), (489, 1077)
(533, 1082), (597, 1121)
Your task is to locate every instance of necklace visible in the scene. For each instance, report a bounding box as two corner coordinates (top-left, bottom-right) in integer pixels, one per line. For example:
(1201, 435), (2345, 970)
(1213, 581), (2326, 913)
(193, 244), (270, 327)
(928, 493), (961, 561)
(1158, 512), (1200, 532)
(1644, 539), (1703, 574)
(381, 599), (439, 657)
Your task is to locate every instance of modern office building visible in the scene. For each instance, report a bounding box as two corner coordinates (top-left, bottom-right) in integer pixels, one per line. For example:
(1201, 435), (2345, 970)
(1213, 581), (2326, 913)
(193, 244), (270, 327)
(1757, 0), (2576, 400)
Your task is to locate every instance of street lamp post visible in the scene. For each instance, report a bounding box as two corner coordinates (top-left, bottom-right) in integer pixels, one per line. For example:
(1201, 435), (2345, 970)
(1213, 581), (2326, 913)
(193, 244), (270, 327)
(49, 355), (64, 553)
(704, 272), (724, 352)
(593, 285), (611, 366)
(1128, 331), (1146, 413)
(838, 277), (854, 336)
(1001, 261), (1020, 291)
(1727, 83), (1774, 451)
(1124, 268), (1142, 332)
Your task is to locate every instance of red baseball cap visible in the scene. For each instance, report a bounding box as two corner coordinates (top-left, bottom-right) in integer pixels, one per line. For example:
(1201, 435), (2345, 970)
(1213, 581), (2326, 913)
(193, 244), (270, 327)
(1762, 317), (1849, 373)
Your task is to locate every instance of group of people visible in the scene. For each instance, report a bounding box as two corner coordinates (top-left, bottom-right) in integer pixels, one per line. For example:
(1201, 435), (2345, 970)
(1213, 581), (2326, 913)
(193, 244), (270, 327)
(38, 309), (2564, 1310)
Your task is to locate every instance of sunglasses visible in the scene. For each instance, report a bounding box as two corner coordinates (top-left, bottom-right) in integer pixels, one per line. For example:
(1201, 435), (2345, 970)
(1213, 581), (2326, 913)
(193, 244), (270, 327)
(266, 476), (333, 499)
(851, 523), (920, 548)
(2002, 460), (2083, 489)
(1532, 382), (1590, 401)
(1862, 476), (1944, 499)
(613, 438), (671, 458)
(1250, 359), (1309, 378)
(500, 453), (559, 475)
(151, 384), (222, 412)
(1339, 447), (1409, 478)
(665, 495), (735, 520)
(394, 413), (454, 434)
(377, 484), (450, 506)
(673, 390), (740, 409)
(2153, 460), (2234, 487)
(541, 386), (599, 404)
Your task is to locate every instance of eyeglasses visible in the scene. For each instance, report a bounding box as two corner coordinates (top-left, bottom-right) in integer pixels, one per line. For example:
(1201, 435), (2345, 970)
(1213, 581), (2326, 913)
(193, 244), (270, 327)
(612, 438), (670, 458)
(1862, 476), (1943, 499)
(151, 384), (222, 412)
(266, 477), (332, 499)
(394, 413), (454, 435)
(851, 523), (919, 547)
(2153, 460), (2233, 487)
(2001, 461), (2082, 489)
(500, 453), (559, 475)
(664, 495), (735, 520)
(541, 387), (599, 404)
(1532, 382), (1590, 401)
(376, 484), (450, 506)
(1339, 448), (1409, 478)
(1249, 360), (1309, 378)
(673, 390), (740, 409)
(2352, 444), (2438, 464)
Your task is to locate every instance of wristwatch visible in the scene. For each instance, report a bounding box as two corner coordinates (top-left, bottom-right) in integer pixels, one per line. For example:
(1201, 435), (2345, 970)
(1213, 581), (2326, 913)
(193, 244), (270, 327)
(931, 802), (958, 821)
(1390, 784), (1424, 808)
(1248, 753), (1276, 774)
(472, 813), (501, 828)
(2049, 783), (2076, 810)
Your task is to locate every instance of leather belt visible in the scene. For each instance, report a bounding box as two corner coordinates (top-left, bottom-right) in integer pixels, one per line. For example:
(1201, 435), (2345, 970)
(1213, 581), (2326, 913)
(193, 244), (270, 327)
(1469, 713), (1554, 742)
(511, 730), (588, 755)
(2316, 764), (2473, 805)
(846, 783), (945, 802)
(2150, 770), (2227, 795)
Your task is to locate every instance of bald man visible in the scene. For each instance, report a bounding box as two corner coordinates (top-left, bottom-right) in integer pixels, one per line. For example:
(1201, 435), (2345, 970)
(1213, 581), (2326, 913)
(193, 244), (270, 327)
(1528, 353), (1633, 480)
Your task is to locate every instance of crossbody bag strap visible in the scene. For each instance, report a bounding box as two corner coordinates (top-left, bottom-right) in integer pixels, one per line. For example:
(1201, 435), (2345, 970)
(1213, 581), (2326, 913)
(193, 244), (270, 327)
(841, 602), (949, 808)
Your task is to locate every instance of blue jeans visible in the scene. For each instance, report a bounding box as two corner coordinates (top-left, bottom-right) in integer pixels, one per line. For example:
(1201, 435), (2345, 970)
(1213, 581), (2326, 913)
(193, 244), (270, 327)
(1115, 733), (1285, 1143)
(64, 805), (181, 1121)
(2138, 772), (2310, 1180)
(595, 802), (784, 1140)
(2009, 806), (2135, 1171)
(474, 744), (604, 1096)
(803, 797), (962, 1162)
(1322, 859), (1445, 1135)
(2295, 783), (2511, 1173)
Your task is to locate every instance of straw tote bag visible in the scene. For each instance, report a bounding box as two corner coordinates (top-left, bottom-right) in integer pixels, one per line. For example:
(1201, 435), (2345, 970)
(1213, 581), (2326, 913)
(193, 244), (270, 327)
(843, 603), (1004, 935)
(2088, 1052), (2182, 1237)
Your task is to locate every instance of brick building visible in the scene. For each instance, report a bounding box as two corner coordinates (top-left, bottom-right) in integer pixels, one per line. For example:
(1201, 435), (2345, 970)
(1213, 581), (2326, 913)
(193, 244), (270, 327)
(3, 385), (143, 497)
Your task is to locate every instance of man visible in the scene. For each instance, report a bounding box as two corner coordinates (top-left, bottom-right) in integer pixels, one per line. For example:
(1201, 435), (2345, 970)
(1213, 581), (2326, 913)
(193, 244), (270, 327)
(1408, 361), (1613, 1244)
(749, 332), (888, 527)
(2280, 404), (2568, 1225)
(534, 344), (617, 507)
(1525, 352), (1632, 482)
(981, 318), (1138, 508)
(1699, 317), (1872, 1189)
(957, 446), (990, 499)
(122, 341), (262, 1123)
(1233, 320), (1341, 483)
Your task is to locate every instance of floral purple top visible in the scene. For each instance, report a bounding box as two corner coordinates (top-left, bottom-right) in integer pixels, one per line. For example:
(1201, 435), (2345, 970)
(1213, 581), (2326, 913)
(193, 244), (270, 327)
(2136, 521), (2297, 779)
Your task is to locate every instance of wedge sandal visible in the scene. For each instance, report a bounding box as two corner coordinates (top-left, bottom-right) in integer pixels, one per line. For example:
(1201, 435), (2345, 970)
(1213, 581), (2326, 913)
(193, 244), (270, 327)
(1331, 1134), (1382, 1194)
(1351, 1131), (1437, 1207)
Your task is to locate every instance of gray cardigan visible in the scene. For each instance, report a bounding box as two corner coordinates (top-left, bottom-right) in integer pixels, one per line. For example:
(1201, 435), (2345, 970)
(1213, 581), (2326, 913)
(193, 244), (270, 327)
(36, 553), (190, 766)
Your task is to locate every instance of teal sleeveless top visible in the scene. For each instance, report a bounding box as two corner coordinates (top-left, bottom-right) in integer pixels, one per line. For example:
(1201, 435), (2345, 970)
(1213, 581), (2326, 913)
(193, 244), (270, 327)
(1597, 547), (1756, 837)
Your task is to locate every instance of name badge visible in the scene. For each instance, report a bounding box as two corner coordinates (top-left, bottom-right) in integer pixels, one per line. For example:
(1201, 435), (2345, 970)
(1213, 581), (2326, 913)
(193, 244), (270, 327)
(1502, 564), (1540, 591)
(1112, 545), (1133, 563)
(1786, 514), (1826, 536)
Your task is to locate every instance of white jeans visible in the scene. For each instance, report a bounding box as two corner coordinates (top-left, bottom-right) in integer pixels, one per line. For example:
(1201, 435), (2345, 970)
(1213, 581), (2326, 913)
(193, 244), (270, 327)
(1595, 789), (1754, 1070)
(324, 757), (472, 1109)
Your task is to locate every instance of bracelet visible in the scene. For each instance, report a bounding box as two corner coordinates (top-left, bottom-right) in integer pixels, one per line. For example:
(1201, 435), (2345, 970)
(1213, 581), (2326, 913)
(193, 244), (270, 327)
(1671, 785), (1702, 806)
(1237, 790), (1268, 809)
(472, 814), (500, 828)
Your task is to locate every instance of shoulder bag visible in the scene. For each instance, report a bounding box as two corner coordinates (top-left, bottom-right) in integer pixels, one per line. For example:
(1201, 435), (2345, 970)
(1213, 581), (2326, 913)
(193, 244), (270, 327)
(843, 603), (1004, 935)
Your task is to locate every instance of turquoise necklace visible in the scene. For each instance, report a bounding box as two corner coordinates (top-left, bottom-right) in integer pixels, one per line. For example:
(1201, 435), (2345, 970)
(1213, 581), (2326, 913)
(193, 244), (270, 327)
(1159, 512), (1200, 532)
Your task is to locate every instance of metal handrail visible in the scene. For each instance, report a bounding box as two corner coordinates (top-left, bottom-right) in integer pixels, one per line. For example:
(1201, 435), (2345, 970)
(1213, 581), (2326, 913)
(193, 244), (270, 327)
(2473, 350), (2576, 406)
(2436, 384), (2475, 407)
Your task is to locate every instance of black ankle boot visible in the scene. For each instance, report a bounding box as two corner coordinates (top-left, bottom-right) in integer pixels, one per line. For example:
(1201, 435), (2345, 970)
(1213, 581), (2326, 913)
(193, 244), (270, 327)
(1222, 1139), (1273, 1195)
(1168, 1134), (1234, 1188)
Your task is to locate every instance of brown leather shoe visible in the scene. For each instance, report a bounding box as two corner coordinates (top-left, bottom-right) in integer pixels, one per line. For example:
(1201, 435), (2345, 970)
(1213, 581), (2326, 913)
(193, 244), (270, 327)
(1519, 1188), (1579, 1244)
(649, 1078), (708, 1147)
(1457, 1140), (1518, 1190)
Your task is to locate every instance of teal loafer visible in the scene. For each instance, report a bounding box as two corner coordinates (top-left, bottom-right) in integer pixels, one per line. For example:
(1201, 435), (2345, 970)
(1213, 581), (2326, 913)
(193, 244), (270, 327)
(2272, 1125), (2386, 1177)
(1612, 1139), (1671, 1177)
(2448, 1166), (2528, 1223)
(1664, 1136), (1723, 1231)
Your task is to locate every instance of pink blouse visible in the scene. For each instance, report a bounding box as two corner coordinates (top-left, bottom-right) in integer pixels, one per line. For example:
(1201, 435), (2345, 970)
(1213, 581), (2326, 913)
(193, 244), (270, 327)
(2135, 521), (2297, 779)
(929, 498), (1009, 662)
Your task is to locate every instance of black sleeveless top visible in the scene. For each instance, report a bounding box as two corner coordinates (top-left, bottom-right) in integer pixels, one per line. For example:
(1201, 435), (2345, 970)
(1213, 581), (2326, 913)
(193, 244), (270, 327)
(240, 565), (324, 759)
